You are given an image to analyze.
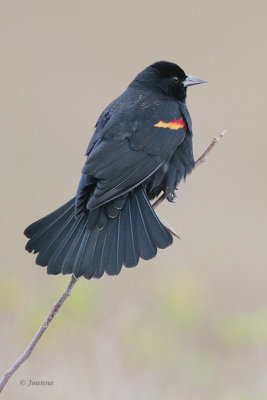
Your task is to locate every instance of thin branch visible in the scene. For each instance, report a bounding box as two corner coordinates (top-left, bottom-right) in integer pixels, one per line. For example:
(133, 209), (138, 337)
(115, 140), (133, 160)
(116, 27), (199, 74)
(152, 130), (226, 210)
(0, 274), (78, 393)
(0, 130), (226, 393)
(194, 129), (226, 168)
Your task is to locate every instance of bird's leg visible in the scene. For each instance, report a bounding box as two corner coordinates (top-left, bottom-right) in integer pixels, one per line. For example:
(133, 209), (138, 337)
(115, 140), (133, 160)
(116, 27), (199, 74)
(166, 191), (178, 203)
(151, 189), (177, 209)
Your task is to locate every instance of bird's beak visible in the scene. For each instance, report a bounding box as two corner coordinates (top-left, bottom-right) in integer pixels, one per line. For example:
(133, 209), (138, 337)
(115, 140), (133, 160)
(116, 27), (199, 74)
(183, 75), (208, 87)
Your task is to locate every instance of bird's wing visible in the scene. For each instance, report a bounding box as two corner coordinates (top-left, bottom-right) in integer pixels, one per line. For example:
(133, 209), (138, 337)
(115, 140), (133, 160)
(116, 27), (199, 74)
(80, 99), (188, 209)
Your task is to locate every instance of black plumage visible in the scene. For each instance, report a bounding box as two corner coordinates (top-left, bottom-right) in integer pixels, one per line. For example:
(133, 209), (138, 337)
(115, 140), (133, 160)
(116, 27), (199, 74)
(24, 61), (206, 279)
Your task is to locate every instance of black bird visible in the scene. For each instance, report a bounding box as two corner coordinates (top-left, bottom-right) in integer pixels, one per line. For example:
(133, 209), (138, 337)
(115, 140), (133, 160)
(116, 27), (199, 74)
(24, 61), (206, 280)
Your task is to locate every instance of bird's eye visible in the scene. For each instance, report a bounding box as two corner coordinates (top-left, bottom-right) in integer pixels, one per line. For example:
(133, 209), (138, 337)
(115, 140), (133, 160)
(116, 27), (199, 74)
(172, 76), (179, 83)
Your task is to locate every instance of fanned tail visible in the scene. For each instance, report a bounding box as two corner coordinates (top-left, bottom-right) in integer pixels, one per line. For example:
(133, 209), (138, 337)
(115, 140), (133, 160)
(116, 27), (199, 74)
(24, 187), (173, 279)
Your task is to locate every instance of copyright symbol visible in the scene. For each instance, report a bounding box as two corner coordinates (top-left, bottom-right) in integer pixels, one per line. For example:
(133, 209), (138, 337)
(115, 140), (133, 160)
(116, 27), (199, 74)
(20, 380), (26, 386)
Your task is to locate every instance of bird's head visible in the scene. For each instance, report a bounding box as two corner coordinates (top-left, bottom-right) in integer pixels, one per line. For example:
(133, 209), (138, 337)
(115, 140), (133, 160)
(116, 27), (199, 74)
(130, 61), (207, 102)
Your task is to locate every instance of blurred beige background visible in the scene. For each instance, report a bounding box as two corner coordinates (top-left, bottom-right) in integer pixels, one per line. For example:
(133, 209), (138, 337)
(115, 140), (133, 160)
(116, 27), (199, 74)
(1, 0), (267, 399)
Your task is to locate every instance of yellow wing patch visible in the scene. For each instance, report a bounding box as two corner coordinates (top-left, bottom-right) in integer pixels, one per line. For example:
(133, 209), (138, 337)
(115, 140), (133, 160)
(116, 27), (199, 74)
(154, 117), (186, 131)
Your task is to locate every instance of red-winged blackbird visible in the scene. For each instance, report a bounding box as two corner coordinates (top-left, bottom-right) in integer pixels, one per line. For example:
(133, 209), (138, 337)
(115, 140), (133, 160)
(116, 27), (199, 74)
(24, 61), (206, 280)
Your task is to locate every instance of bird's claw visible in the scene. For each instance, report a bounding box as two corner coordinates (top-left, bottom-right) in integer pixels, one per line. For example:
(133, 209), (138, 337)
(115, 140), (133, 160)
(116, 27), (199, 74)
(167, 192), (177, 203)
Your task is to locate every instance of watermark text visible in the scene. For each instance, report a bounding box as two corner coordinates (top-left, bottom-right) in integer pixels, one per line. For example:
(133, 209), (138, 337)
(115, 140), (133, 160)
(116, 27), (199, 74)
(20, 379), (54, 387)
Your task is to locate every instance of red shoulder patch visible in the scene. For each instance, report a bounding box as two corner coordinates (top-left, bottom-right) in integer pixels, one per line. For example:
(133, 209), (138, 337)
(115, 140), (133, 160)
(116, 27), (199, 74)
(154, 117), (186, 131)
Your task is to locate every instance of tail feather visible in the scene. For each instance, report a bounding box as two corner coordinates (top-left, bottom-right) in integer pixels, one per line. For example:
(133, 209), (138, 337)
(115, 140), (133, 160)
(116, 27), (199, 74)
(36, 213), (75, 266)
(61, 219), (87, 274)
(46, 217), (82, 274)
(73, 229), (99, 278)
(87, 208), (100, 230)
(105, 213), (124, 276)
(24, 187), (173, 279)
(134, 193), (157, 260)
(117, 213), (125, 273)
(91, 231), (108, 279)
(25, 201), (75, 254)
(101, 217), (117, 275)
(82, 229), (106, 279)
(95, 221), (116, 277)
(137, 189), (173, 248)
(73, 229), (91, 277)
(81, 229), (100, 278)
(64, 223), (88, 274)
(24, 198), (75, 239)
(123, 199), (139, 268)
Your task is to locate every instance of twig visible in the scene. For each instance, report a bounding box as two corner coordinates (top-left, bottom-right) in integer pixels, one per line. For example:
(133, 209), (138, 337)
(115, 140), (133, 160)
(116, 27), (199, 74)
(0, 274), (78, 393)
(194, 130), (226, 168)
(152, 130), (226, 210)
(0, 130), (226, 393)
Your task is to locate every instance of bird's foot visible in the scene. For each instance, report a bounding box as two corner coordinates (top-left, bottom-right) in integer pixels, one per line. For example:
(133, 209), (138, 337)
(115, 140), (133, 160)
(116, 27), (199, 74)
(166, 192), (178, 203)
